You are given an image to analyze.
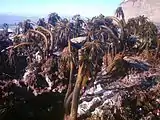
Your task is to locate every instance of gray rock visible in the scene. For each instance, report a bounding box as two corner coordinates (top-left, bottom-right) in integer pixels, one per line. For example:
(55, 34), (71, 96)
(121, 0), (160, 25)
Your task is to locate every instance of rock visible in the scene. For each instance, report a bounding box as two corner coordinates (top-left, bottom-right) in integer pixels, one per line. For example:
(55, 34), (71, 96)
(78, 97), (101, 116)
(77, 59), (160, 119)
(123, 56), (151, 71)
(121, 0), (160, 25)
(70, 36), (86, 43)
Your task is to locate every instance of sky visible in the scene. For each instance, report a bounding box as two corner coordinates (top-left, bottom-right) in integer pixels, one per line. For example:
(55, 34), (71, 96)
(0, 0), (122, 17)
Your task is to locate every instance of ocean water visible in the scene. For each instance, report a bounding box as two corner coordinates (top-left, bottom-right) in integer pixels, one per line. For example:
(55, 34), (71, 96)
(0, 25), (16, 32)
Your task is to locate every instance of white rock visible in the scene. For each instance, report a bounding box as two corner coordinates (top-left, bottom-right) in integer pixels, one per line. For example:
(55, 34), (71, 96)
(94, 84), (105, 95)
(23, 69), (33, 81)
(84, 87), (94, 95)
(45, 74), (52, 90)
(70, 36), (86, 43)
(103, 91), (112, 98)
(78, 97), (101, 116)
(35, 51), (42, 63)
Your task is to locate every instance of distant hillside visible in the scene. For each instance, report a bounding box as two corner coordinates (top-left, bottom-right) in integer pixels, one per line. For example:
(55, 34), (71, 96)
(0, 14), (39, 25)
(121, 0), (160, 25)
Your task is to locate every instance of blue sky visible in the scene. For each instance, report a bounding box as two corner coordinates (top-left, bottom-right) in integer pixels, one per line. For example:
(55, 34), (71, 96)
(0, 0), (122, 17)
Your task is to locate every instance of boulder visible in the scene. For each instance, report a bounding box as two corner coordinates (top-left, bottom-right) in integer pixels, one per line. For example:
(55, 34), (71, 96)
(121, 0), (160, 26)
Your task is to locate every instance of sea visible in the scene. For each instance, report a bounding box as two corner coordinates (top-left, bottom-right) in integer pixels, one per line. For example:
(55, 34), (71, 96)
(0, 24), (16, 32)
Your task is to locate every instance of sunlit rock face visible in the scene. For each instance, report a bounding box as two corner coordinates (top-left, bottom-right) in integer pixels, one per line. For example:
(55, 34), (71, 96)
(121, 0), (160, 25)
(77, 56), (160, 118)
